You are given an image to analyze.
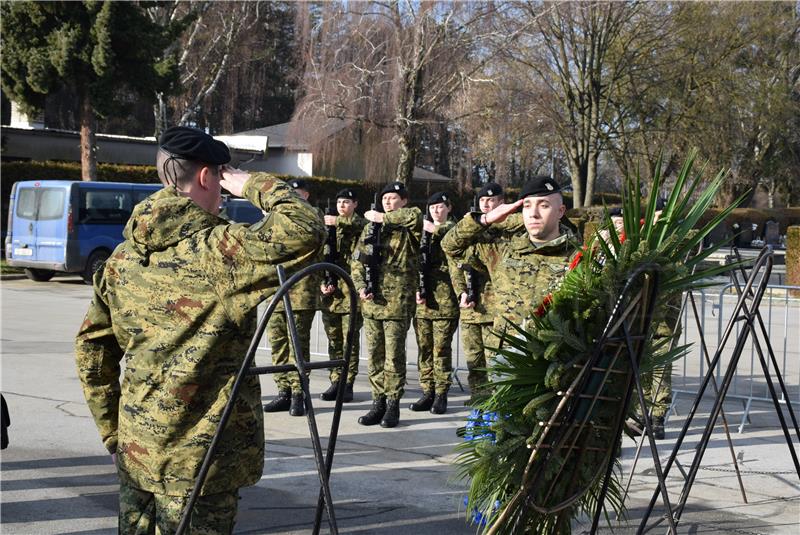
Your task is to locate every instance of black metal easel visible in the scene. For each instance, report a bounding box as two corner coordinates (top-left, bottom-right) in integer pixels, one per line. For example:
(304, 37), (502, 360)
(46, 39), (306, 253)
(484, 265), (678, 535)
(619, 274), (748, 510)
(638, 247), (800, 533)
(176, 262), (358, 535)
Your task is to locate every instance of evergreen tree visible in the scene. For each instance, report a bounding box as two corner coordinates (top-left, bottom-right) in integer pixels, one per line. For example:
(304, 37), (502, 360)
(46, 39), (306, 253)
(1, 1), (178, 180)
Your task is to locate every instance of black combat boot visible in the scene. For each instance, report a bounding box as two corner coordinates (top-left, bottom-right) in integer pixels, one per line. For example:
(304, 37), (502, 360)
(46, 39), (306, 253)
(652, 416), (665, 440)
(289, 392), (305, 417)
(380, 399), (400, 428)
(358, 396), (386, 426)
(263, 390), (291, 413)
(343, 382), (354, 403)
(430, 392), (448, 415)
(409, 391), (434, 412)
(320, 381), (338, 401)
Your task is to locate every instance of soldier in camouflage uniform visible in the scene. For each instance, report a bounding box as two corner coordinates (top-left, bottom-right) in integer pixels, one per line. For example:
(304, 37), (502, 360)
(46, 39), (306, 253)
(409, 191), (460, 414)
(319, 188), (367, 403)
(442, 183), (525, 403)
(351, 181), (422, 428)
(263, 178), (324, 417)
(442, 176), (576, 344)
(74, 126), (325, 534)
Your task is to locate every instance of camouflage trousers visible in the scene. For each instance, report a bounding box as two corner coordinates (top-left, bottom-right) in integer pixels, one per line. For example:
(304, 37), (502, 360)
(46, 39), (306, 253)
(413, 317), (458, 394)
(364, 316), (411, 400)
(643, 364), (672, 418)
(321, 310), (362, 384)
(460, 321), (497, 395)
(267, 310), (315, 394)
(119, 479), (238, 535)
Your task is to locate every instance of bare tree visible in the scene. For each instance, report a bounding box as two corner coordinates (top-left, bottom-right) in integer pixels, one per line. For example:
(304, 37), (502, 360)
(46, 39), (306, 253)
(292, 1), (501, 184)
(147, 1), (266, 134)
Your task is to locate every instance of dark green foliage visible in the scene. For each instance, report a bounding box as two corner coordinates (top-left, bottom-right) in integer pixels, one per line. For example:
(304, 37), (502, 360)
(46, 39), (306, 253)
(0, 1), (178, 119)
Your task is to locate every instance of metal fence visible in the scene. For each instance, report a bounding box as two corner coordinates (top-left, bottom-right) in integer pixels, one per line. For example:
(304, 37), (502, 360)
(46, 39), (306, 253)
(672, 284), (800, 432)
(253, 283), (800, 425)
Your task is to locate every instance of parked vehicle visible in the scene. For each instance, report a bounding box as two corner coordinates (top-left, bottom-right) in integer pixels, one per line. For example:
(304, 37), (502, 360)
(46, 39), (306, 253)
(5, 181), (263, 283)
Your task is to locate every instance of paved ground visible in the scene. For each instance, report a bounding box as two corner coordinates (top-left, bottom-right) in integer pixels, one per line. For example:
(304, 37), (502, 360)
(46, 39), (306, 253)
(1, 274), (798, 534)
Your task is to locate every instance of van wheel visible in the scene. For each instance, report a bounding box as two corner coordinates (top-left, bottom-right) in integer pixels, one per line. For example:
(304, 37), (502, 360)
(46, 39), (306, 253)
(24, 268), (55, 282)
(83, 250), (110, 284)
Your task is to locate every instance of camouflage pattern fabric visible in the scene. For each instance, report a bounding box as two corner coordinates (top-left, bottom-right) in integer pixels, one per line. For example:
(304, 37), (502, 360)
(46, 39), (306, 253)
(119, 479), (238, 535)
(413, 317), (458, 394)
(442, 213), (575, 333)
(364, 317), (411, 400)
(416, 220), (459, 320)
(321, 213), (368, 314)
(275, 206), (324, 313)
(321, 310), (362, 384)
(351, 206), (423, 320)
(444, 213), (526, 324)
(643, 295), (683, 418)
(267, 309), (316, 393)
(460, 322), (498, 394)
(75, 173), (325, 497)
(320, 213), (367, 384)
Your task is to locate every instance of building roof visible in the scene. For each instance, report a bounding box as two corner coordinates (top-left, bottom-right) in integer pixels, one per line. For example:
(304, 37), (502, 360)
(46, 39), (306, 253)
(233, 120), (451, 182)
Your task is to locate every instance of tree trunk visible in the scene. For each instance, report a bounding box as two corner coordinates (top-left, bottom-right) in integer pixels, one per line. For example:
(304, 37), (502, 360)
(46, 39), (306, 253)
(396, 126), (417, 184)
(79, 92), (97, 182)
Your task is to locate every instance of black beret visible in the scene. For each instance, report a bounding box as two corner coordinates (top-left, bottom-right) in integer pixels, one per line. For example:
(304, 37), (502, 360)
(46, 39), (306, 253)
(427, 191), (450, 205)
(289, 178), (309, 190)
(477, 182), (503, 198)
(519, 175), (561, 200)
(336, 188), (357, 200)
(380, 181), (408, 199)
(159, 126), (231, 165)
(608, 207), (623, 217)
(655, 197), (667, 211)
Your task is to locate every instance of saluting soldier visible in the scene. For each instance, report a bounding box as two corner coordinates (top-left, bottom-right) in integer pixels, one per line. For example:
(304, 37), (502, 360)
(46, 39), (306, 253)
(263, 178), (324, 417)
(442, 175), (576, 342)
(409, 191), (460, 414)
(442, 183), (525, 403)
(319, 188), (368, 403)
(75, 126), (325, 533)
(351, 181), (423, 428)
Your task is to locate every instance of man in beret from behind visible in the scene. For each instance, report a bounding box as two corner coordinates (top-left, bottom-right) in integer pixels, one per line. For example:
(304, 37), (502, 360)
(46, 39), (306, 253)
(442, 176), (576, 341)
(75, 125), (325, 533)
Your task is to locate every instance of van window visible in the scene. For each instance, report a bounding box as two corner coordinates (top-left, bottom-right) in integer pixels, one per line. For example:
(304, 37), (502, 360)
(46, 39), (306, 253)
(15, 188), (66, 220)
(39, 189), (66, 219)
(80, 190), (132, 224)
(16, 189), (36, 219)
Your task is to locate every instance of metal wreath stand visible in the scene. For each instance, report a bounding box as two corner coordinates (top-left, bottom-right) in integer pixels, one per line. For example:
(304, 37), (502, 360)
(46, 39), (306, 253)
(176, 262), (358, 535)
(638, 247), (800, 533)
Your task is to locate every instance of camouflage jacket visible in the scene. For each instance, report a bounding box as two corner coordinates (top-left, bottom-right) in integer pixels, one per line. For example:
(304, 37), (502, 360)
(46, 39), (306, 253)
(275, 205), (324, 312)
(351, 207), (423, 320)
(321, 213), (368, 315)
(74, 174), (325, 496)
(442, 213), (526, 324)
(416, 220), (460, 320)
(442, 213), (576, 330)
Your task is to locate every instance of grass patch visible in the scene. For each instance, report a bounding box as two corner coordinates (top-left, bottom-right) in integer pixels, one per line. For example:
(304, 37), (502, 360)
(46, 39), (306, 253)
(1, 259), (26, 274)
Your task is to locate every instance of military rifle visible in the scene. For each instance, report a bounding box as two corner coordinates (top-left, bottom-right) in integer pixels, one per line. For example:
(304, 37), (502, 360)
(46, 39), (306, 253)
(418, 203), (433, 301)
(363, 193), (382, 296)
(463, 194), (479, 305)
(323, 198), (339, 289)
